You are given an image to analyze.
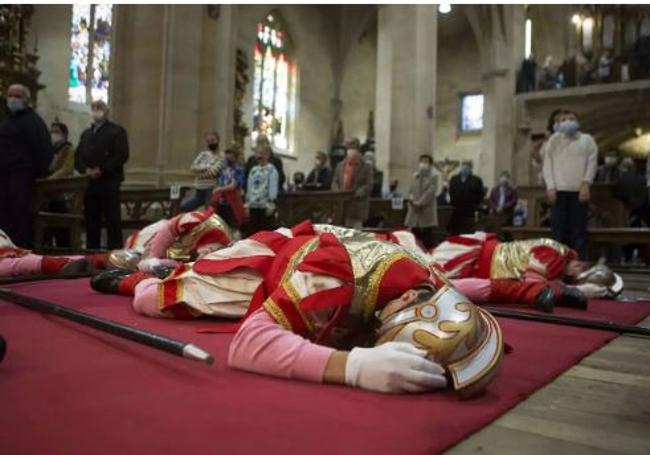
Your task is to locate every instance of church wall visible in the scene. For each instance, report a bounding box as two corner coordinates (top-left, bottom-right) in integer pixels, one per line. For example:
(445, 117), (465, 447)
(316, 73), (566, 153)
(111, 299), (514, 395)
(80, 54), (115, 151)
(234, 5), (336, 182)
(435, 12), (483, 184)
(28, 5), (93, 147)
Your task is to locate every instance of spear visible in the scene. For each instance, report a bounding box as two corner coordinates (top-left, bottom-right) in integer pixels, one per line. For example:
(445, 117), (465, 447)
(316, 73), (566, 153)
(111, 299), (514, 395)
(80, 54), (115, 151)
(0, 288), (214, 364)
(484, 306), (650, 337)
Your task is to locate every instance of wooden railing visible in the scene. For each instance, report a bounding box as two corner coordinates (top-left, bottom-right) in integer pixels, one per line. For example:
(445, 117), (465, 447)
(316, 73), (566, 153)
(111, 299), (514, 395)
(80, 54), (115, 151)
(276, 190), (352, 227)
(120, 186), (189, 230)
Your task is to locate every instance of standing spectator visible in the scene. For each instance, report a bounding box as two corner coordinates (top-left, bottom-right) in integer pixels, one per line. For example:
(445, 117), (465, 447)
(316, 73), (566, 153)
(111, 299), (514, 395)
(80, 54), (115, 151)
(246, 144), (279, 234)
(542, 110), (597, 259)
(46, 121), (75, 248)
(363, 151), (384, 198)
(448, 161), (484, 235)
(180, 131), (224, 212)
(245, 134), (285, 193)
(613, 158), (650, 261)
(304, 151), (332, 190)
(75, 100), (129, 250)
(405, 155), (438, 249)
(0, 84), (53, 248)
(486, 170), (518, 227)
(212, 146), (246, 232)
(595, 149), (620, 183)
(332, 138), (374, 228)
(48, 122), (75, 178)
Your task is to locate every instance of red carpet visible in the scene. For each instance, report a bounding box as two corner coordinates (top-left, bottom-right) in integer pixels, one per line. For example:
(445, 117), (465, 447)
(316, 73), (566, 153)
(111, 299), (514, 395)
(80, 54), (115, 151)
(1, 278), (649, 455)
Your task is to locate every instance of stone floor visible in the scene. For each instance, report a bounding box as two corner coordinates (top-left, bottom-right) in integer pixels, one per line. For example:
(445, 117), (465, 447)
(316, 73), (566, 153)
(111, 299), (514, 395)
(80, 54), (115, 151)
(448, 276), (650, 455)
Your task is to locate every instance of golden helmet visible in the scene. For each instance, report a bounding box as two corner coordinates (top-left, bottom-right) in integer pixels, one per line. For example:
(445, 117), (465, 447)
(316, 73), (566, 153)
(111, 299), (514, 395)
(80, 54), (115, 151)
(376, 285), (503, 398)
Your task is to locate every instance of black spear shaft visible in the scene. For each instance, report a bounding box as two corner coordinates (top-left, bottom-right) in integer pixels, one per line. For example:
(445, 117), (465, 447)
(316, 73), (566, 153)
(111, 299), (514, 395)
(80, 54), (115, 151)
(0, 288), (214, 364)
(484, 306), (650, 337)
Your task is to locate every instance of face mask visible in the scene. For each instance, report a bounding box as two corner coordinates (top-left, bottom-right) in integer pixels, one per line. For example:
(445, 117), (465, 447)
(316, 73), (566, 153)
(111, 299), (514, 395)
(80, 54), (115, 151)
(92, 110), (105, 122)
(51, 133), (64, 144)
(418, 162), (431, 172)
(7, 97), (24, 113)
(460, 166), (471, 177)
(347, 149), (358, 159)
(207, 143), (219, 151)
(605, 157), (617, 166)
(552, 122), (560, 133)
(499, 176), (509, 185)
(558, 120), (579, 135)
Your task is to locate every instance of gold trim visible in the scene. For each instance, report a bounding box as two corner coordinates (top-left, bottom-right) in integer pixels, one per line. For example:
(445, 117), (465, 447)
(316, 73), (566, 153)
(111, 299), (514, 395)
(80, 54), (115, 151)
(363, 253), (408, 321)
(263, 298), (293, 331)
(283, 281), (315, 333)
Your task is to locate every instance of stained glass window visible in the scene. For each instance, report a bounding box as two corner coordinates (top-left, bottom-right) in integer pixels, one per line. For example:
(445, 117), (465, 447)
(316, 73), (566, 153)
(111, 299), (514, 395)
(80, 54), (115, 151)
(252, 14), (295, 151)
(69, 4), (113, 104)
(460, 93), (484, 132)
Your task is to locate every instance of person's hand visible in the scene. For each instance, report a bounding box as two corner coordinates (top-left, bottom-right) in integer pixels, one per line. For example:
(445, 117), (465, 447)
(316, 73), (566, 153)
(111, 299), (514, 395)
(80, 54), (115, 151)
(87, 167), (102, 178)
(265, 202), (276, 216)
(546, 189), (557, 205)
(137, 257), (162, 273)
(578, 183), (590, 203)
(345, 342), (447, 394)
(496, 207), (503, 214)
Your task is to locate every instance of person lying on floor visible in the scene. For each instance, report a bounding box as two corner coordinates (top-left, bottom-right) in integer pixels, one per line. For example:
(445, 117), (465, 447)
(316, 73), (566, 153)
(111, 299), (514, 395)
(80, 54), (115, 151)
(428, 232), (623, 313)
(94, 220), (502, 395)
(0, 229), (93, 278)
(90, 208), (233, 287)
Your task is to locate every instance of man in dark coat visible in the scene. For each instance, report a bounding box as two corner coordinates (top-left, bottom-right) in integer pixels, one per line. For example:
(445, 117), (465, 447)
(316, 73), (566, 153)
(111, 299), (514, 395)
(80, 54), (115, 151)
(0, 84), (53, 248)
(448, 161), (484, 234)
(75, 100), (129, 250)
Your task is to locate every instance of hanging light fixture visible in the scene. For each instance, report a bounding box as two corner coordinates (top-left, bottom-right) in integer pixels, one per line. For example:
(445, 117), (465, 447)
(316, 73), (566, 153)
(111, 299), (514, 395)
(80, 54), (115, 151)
(439, 3), (451, 14)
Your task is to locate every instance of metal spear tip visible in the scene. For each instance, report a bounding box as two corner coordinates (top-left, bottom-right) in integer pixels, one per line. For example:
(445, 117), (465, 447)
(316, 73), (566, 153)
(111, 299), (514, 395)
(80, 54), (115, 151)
(182, 343), (214, 365)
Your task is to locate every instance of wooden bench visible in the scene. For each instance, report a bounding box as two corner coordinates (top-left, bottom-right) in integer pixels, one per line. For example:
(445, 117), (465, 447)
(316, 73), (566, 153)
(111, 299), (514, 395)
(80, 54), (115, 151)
(276, 191), (352, 227)
(120, 186), (189, 230)
(33, 176), (89, 254)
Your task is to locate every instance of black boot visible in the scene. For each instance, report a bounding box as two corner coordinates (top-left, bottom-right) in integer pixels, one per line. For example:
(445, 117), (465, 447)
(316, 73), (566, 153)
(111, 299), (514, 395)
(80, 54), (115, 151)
(533, 287), (555, 313)
(556, 285), (588, 310)
(90, 269), (131, 294)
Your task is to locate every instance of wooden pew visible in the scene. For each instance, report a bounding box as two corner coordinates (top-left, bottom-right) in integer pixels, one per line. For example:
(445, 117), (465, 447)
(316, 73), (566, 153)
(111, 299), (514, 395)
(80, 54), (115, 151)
(33, 176), (89, 254)
(120, 186), (189, 230)
(276, 191), (352, 226)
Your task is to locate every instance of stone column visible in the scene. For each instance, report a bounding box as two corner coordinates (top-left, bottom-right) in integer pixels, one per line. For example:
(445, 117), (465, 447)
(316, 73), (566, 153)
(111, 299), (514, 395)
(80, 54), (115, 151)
(466, 5), (526, 187)
(374, 5), (437, 190)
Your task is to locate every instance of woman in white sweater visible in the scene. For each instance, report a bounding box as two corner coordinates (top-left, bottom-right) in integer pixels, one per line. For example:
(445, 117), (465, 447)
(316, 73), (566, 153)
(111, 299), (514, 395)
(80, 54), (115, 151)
(180, 131), (225, 212)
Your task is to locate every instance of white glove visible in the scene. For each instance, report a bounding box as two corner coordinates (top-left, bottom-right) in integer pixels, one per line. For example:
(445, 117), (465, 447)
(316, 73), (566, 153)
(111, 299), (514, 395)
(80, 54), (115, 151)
(345, 342), (447, 394)
(575, 283), (609, 299)
(137, 257), (162, 273)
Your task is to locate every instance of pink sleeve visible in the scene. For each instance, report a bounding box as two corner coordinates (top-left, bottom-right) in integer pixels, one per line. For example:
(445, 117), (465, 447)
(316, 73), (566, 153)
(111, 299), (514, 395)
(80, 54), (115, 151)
(146, 220), (176, 259)
(228, 308), (335, 383)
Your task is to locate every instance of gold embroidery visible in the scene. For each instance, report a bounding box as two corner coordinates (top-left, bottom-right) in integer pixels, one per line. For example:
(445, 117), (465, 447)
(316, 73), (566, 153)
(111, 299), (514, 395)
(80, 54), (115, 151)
(490, 238), (569, 280)
(166, 214), (233, 261)
(263, 298), (293, 331)
(283, 281), (315, 333)
(363, 253), (408, 321)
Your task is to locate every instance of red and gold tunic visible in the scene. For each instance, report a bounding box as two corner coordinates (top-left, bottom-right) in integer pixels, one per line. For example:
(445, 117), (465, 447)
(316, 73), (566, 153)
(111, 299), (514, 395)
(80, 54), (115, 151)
(430, 232), (578, 282)
(108, 209), (233, 269)
(247, 228), (448, 344)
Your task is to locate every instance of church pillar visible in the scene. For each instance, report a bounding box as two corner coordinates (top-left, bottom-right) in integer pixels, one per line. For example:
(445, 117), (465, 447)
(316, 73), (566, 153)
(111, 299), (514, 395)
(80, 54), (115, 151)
(375, 5), (437, 190)
(467, 5), (526, 187)
(213, 6), (237, 147)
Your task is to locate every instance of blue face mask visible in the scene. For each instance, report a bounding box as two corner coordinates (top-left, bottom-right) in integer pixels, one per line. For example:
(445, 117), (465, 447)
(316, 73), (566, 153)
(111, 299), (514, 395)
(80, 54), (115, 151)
(7, 97), (25, 113)
(558, 120), (579, 135)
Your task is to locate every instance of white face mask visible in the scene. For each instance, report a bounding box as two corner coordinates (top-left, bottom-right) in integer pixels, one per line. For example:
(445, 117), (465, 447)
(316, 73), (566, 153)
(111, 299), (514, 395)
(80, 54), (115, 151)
(499, 176), (509, 185)
(51, 133), (64, 144)
(418, 162), (431, 172)
(92, 110), (105, 122)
